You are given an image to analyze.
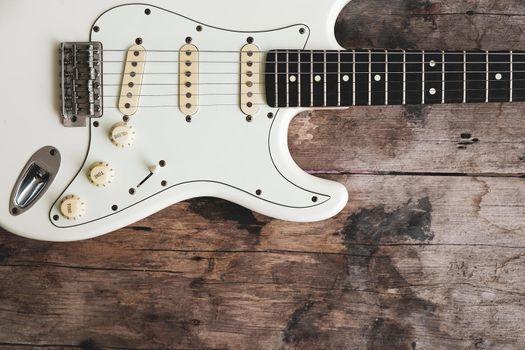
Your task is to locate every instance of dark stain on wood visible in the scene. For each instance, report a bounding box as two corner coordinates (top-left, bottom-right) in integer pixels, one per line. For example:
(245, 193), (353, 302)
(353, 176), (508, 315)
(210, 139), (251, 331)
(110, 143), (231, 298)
(403, 105), (431, 127)
(335, 10), (416, 49)
(282, 300), (319, 343)
(190, 277), (205, 290)
(341, 197), (440, 349)
(343, 197), (434, 244)
(405, 0), (442, 29)
(458, 133), (480, 149)
(129, 226), (153, 232)
(0, 244), (15, 263)
(367, 317), (413, 350)
(79, 339), (100, 350)
(188, 198), (267, 236)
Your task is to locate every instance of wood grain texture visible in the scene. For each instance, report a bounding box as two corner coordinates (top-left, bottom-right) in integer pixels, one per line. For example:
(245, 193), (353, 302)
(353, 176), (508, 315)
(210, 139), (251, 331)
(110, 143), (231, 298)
(1, 1), (525, 349)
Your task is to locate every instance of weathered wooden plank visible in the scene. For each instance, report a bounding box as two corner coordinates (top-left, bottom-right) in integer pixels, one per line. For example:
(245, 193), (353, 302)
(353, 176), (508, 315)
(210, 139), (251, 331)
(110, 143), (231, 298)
(336, 0), (525, 50)
(291, 105), (525, 174)
(0, 251), (524, 350)
(0, 175), (523, 349)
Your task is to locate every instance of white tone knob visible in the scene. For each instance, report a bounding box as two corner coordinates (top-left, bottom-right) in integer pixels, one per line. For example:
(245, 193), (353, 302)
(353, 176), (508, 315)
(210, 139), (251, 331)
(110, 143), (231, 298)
(60, 195), (86, 220)
(88, 162), (115, 187)
(110, 122), (135, 148)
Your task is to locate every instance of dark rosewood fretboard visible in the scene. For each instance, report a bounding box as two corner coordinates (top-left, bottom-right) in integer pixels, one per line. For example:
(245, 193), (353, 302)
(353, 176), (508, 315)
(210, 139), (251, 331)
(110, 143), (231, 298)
(265, 49), (525, 107)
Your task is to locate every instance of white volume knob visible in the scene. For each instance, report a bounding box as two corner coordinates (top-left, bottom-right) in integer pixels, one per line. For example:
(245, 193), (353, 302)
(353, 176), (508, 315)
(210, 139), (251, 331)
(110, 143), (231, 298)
(88, 162), (115, 187)
(110, 122), (135, 148)
(60, 195), (86, 220)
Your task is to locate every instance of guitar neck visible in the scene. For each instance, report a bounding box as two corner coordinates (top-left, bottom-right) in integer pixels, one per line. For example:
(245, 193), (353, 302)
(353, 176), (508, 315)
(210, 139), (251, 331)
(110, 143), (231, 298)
(265, 49), (523, 108)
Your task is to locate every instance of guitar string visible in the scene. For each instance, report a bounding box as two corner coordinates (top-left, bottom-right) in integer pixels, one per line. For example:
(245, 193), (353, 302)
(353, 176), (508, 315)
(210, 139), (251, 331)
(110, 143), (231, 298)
(99, 70), (524, 75)
(101, 86), (525, 108)
(100, 78), (520, 88)
(101, 85), (519, 98)
(81, 48), (525, 55)
(99, 60), (524, 65)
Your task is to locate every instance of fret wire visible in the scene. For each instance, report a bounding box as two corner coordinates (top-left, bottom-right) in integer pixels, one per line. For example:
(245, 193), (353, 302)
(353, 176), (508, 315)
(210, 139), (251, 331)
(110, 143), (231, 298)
(337, 51), (341, 107)
(485, 50), (489, 103)
(286, 50), (290, 108)
(385, 49), (389, 105)
(422, 50), (425, 105)
(298, 50), (302, 108)
(275, 50), (279, 108)
(441, 50), (445, 104)
(403, 50), (406, 105)
(510, 51), (514, 102)
(352, 50), (356, 106)
(324, 50), (327, 107)
(368, 50), (372, 106)
(310, 51), (314, 107)
(463, 51), (467, 103)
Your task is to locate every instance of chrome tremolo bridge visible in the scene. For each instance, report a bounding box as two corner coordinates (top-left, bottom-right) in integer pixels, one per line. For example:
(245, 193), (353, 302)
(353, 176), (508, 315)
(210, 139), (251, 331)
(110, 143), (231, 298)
(60, 42), (103, 127)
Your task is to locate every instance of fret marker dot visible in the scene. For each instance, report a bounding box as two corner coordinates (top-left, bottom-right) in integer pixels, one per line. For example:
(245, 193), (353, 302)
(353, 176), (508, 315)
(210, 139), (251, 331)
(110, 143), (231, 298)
(429, 88), (437, 95)
(374, 74), (382, 82)
(429, 60), (436, 67)
(343, 75), (350, 82)
(315, 75), (322, 82)
(289, 75), (297, 83)
(495, 73), (503, 80)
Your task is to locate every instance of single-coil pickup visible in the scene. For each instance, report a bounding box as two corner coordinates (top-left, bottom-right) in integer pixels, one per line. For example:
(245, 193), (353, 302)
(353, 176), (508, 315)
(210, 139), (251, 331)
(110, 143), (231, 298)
(240, 44), (262, 116)
(119, 45), (146, 116)
(179, 44), (199, 116)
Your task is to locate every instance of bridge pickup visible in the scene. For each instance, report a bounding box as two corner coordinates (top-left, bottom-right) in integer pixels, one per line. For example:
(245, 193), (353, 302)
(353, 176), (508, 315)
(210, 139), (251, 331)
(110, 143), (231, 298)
(60, 42), (103, 127)
(179, 44), (199, 116)
(119, 45), (146, 116)
(240, 44), (262, 116)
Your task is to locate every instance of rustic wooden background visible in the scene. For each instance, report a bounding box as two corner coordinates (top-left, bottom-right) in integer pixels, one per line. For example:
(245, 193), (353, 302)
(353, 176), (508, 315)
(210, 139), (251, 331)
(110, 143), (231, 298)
(1, 0), (525, 349)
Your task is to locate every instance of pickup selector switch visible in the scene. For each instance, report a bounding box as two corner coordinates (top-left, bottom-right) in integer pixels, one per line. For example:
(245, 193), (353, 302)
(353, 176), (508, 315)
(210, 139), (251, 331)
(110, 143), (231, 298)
(60, 195), (86, 220)
(88, 162), (115, 187)
(110, 122), (135, 148)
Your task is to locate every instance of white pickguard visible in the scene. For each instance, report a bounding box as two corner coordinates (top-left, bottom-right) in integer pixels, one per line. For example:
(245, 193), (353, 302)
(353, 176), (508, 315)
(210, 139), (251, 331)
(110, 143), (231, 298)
(0, 0), (350, 241)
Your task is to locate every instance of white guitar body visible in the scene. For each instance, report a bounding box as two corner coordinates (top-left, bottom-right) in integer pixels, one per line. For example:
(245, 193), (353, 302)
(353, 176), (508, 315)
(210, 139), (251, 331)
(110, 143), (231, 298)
(0, 0), (350, 241)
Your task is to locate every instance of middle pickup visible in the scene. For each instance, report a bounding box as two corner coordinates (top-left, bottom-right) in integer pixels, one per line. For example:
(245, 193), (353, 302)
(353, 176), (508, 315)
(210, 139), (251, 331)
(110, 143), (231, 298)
(179, 44), (199, 116)
(119, 45), (146, 116)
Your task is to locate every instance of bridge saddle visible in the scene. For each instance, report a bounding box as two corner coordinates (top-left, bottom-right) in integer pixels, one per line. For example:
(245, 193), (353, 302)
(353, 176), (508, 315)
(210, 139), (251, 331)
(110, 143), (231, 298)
(60, 42), (103, 127)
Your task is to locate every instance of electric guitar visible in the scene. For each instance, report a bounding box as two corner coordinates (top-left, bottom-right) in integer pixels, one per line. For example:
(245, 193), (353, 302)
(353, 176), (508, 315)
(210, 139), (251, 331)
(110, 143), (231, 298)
(0, 0), (520, 241)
